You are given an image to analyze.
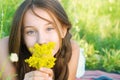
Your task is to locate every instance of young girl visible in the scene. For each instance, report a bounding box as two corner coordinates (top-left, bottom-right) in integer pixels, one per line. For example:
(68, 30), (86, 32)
(0, 0), (81, 80)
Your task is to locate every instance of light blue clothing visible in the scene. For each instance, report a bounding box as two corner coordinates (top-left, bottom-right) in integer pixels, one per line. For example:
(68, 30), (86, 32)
(76, 48), (85, 78)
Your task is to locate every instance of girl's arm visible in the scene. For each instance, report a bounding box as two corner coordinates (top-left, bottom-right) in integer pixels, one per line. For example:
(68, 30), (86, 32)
(68, 40), (80, 80)
(0, 37), (16, 80)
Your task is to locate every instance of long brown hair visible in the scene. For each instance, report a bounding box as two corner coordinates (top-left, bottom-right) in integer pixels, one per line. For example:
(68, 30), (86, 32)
(9, 0), (72, 80)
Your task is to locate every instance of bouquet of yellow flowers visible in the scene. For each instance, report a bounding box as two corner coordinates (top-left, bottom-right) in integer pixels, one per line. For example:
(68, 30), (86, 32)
(25, 42), (56, 69)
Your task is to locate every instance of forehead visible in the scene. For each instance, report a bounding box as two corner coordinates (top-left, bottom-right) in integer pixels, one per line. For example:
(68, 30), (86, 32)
(23, 8), (54, 26)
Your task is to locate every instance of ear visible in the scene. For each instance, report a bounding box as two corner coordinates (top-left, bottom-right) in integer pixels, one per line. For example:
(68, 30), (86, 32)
(61, 26), (67, 38)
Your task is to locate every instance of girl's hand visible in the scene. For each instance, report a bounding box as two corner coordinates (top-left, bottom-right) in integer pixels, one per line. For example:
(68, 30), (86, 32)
(24, 68), (54, 80)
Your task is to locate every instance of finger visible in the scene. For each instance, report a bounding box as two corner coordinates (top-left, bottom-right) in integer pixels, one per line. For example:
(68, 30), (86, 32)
(24, 71), (34, 78)
(40, 68), (54, 77)
(28, 77), (33, 80)
(35, 70), (50, 78)
(48, 77), (53, 80)
(24, 76), (46, 80)
(24, 71), (49, 79)
(32, 76), (48, 80)
(24, 77), (33, 80)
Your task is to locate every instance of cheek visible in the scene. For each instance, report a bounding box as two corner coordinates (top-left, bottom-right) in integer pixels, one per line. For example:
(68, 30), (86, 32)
(24, 36), (37, 48)
(51, 34), (61, 56)
(53, 42), (60, 56)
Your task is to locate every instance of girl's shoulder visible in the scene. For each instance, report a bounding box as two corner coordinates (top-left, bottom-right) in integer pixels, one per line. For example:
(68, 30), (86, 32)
(0, 36), (9, 43)
(0, 36), (9, 55)
(0, 37), (16, 80)
(68, 40), (80, 79)
(71, 40), (80, 54)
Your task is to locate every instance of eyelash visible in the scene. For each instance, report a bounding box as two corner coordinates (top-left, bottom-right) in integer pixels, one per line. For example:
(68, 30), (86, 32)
(46, 27), (55, 31)
(26, 30), (36, 35)
(25, 27), (55, 35)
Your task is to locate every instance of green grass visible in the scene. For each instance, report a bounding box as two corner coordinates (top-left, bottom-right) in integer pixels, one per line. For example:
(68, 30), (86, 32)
(61, 0), (120, 73)
(0, 0), (23, 38)
(0, 0), (120, 74)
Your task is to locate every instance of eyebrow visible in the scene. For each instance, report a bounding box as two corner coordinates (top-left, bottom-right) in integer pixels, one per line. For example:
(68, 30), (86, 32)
(24, 22), (54, 28)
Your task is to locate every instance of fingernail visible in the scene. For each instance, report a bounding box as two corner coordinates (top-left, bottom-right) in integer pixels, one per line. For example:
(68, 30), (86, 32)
(48, 77), (52, 80)
(46, 74), (49, 77)
(40, 68), (44, 70)
(40, 68), (43, 70)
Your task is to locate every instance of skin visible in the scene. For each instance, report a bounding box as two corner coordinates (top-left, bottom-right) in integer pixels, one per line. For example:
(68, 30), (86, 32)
(0, 37), (16, 80)
(0, 38), (79, 80)
(0, 8), (80, 80)
(23, 8), (60, 56)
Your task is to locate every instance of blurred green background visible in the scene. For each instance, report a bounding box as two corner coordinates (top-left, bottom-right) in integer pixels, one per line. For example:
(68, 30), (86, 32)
(0, 0), (120, 74)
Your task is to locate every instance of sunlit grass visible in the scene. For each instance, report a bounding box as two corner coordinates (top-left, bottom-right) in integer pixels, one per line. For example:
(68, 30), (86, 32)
(0, 0), (23, 38)
(102, 49), (120, 73)
(61, 0), (120, 73)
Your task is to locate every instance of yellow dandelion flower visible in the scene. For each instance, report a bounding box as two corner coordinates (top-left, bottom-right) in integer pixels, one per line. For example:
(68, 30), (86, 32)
(25, 42), (56, 69)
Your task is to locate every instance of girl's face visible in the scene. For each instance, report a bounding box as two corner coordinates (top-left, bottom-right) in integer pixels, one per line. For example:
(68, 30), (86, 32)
(23, 8), (63, 56)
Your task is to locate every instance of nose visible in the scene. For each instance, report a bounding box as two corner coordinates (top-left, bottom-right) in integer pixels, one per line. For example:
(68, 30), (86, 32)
(37, 33), (47, 45)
